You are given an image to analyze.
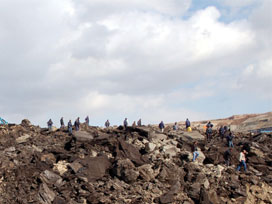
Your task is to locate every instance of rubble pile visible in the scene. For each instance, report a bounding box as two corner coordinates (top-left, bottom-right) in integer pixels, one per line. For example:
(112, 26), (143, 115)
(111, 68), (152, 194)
(0, 121), (271, 204)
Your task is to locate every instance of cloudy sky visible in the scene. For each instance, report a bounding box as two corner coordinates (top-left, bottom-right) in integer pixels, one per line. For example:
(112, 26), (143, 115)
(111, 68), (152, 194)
(0, 0), (271, 127)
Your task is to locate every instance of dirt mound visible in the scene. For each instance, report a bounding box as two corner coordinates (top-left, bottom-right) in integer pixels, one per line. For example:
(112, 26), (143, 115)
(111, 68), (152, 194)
(0, 122), (271, 203)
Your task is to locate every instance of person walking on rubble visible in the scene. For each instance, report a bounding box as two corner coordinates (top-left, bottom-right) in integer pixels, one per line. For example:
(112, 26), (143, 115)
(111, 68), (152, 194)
(173, 122), (179, 130)
(105, 119), (110, 128)
(206, 121), (213, 142)
(159, 121), (165, 133)
(192, 141), (199, 162)
(236, 149), (247, 172)
(47, 119), (53, 131)
(219, 126), (225, 141)
(223, 148), (232, 166)
(123, 118), (128, 129)
(60, 117), (65, 129)
(68, 120), (73, 134)
(132, 121), (136, 128)
(137, 119), (142, 126)
(74, 117), (80, 131)
(185, 118), (191, 130)
(85, 116), (89, 126)
(226, 132), (234, 148)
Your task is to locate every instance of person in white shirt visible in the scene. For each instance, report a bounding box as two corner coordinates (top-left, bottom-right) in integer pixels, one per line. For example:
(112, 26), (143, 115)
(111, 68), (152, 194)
(236, 149), (247, 172)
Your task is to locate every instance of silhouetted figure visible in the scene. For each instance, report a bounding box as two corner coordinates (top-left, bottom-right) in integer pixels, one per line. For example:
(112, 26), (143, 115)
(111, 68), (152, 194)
(68, 120), (73, 134)
(85, 116), (89, 126)
(74, 117), (80, 131)
(185, 118), (191, 129)
(159, 121), (165, 133)
(226, 132), (234, 147)
(105, 119), (110, 128)
(206, 121), (213, 142)
(123, 118), (128, 129)
(132, 121), (136, 128)
(60, 117), (65, 129)
(47, 119), (53, 131)
(219, 126), (225, 141)
(137, 119), (142, 126)
(224, 148), (232, 166)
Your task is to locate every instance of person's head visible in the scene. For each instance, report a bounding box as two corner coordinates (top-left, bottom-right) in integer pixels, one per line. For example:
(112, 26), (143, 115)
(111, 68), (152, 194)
(243, 149), (247, 154)
(175, 122), (177, 125)
(229, 147), (233, 151)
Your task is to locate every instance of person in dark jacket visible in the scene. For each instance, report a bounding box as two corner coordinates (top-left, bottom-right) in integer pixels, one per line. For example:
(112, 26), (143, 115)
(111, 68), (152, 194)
(74, 117), (80, 131)
(219, 126), (225, 141)
(159, 121), (165, 133)
(68, 120), (73, 134)
(123, 118), (128, 129)
(206, 121), (213, 142)
(47, 119), (53, 130)
(226, 132), (234, 147)
(223, 148), (232, 166)
(185, 118), (191, 129)
(85, 116), (89, 126)
(105, 119), (110, 128)
(60, 117), (65, 129)
(137, 119), (142, 126)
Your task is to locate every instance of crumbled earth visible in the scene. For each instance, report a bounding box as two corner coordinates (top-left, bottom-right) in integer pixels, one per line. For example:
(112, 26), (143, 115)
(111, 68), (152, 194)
(0, 119), (271, 204)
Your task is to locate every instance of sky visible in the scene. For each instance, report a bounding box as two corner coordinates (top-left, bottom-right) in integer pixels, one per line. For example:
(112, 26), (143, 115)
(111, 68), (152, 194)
(0, 0), (271, 127)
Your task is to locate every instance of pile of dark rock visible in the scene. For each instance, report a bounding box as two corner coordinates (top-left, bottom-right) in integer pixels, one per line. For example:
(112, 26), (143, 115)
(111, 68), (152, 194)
(0, 120), (271, 204)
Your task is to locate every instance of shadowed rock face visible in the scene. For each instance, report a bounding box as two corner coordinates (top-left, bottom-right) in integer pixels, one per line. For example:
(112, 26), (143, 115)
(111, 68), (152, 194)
(0, 121), (271, 203)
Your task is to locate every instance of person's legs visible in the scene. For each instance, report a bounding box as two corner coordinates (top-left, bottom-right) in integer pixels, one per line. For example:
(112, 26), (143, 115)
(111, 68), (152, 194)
(193, 151), (199, 161)
(242, 160), (247, 171)
(229, 141), (234, 148)
(236, 162), (242, 171)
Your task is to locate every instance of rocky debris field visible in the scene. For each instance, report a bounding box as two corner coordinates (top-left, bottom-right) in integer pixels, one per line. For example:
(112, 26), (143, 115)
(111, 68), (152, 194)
(0, 119), (271, 204)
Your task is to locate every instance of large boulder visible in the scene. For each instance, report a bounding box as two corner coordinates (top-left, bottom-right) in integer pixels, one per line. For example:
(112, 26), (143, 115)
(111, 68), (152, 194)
(80, 155), (111, 181)
(182, 131), (205, 142)
(111, 159), (139, 183)
(73, 131), (94, 142)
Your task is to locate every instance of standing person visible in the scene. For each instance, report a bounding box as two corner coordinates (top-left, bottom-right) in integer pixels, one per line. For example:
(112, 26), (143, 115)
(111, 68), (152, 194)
(226, 132), (234, 147)
(123, 118), (128, 129)
(137, 119), (142, 126)
(68, 120), (73, 134)
(192, 141), (199, 162)
(236, 149), (247, 172)
(60, 117), (65, 129)
(219, 126), (225, 141)
(173, 122), (179, 130)
(105, 119), (110, 128)
(85, 116), (89, 126)
(185, 118), (191, 130)
(47, 119), (53, 131)
(74, 117), (80, 131)
(223, 148), (232, 166)
(159, 121), (165, 133)
(206, 121), (213, 142)
(132, 121), (136, 128)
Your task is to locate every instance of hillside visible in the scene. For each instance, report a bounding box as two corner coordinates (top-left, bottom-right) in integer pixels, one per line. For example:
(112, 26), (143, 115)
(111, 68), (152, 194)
(0, 119), (271, 203)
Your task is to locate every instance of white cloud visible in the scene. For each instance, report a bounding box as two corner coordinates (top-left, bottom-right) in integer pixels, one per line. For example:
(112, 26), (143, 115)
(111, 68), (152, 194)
(0, 0), (270, 126)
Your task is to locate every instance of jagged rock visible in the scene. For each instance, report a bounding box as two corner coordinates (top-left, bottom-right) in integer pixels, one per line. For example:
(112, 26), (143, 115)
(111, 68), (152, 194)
(182, 131), (205, 142)
(40, 170), (63, 187)
(112, 159), (139, 183)
(38, 183), (56, 204)
(16, 134), (31, 144)
(21, 119), (31, 126)
(80, 155), (111, 181)
(138, 164), (155, 182)
(150, 133), (167, 143)
(118, 138), (147, 166)
(68, 161), (83, 173)
(73, 131), (94, 142)
(145, 142), (156, 152)
(162, 145), (180, 158)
